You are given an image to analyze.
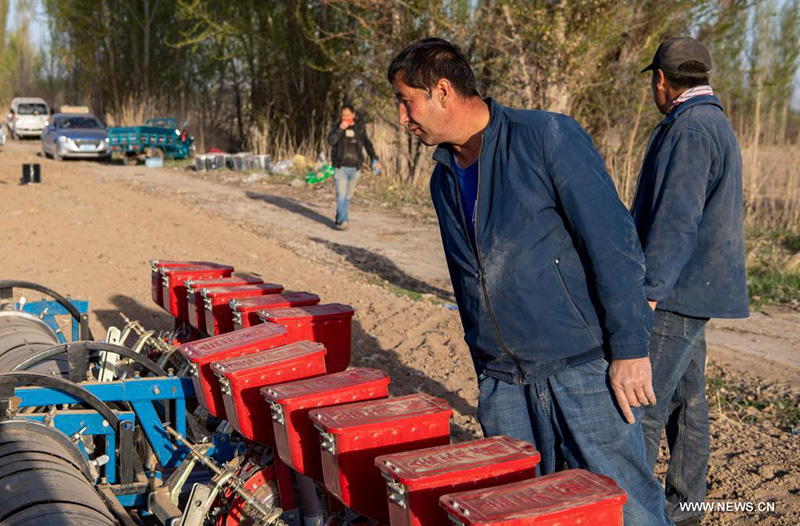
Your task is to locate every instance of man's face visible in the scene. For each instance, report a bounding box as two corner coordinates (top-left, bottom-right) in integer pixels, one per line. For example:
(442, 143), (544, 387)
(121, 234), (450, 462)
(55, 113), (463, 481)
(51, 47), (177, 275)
(392, 76), (447, 146)
(341, 108), (355, 125)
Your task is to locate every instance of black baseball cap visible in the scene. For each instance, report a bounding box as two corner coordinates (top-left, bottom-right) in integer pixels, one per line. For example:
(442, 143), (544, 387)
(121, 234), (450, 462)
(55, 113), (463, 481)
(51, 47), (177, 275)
(641, 37), (712, 77)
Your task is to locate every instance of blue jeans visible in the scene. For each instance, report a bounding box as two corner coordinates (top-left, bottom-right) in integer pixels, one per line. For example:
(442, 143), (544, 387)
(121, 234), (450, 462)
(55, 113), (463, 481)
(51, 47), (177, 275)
(478, 358), (672, 526)
(334, 166), (360, 224)
(642, 310), (709, 523)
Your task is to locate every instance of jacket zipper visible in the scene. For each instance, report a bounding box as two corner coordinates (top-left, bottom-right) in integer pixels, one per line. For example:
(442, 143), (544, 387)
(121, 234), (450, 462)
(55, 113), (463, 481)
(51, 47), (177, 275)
(453, 137), (525, 383)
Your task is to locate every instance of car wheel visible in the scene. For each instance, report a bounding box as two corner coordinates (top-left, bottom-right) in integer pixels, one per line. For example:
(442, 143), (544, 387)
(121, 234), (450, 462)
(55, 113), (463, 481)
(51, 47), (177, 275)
(122, 154), (139, 166)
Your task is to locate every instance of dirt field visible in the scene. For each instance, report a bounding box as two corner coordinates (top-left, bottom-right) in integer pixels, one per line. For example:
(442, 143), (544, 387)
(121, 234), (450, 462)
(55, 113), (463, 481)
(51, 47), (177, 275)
(0, 140), (797, 525)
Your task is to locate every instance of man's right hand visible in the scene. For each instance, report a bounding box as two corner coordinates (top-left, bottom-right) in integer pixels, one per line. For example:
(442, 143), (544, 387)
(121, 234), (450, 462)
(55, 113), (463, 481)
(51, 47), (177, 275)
(339, 120), (349, 130)
(608, 356), (657, 424)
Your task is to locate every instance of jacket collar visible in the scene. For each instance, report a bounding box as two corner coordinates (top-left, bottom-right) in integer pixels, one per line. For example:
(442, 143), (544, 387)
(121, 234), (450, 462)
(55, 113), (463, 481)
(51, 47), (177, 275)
(661, 94), (723, 124)
(432, 97), (502, 169)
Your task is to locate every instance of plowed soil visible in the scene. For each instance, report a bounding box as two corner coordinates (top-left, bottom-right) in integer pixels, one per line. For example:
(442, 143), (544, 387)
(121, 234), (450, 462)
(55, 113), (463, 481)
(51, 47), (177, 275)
(1, 140), (797, 525)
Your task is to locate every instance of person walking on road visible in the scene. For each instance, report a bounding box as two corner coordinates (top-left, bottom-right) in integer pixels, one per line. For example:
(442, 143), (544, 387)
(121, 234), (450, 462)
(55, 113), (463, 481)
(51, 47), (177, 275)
(327, 104), (380, 230)
(634, 37), (749, 526)
(388, 38), (672, 526)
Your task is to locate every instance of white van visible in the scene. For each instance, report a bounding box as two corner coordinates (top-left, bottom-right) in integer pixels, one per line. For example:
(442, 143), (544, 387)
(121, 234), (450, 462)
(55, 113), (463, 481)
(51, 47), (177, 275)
(7, 97), (50, 139)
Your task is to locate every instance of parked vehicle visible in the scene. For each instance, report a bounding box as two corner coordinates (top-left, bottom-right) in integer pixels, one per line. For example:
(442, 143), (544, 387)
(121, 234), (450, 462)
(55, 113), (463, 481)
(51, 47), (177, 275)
(108, 117), (194, 165)
(6, 97), (50, 139)
(41, 113), (110, 161)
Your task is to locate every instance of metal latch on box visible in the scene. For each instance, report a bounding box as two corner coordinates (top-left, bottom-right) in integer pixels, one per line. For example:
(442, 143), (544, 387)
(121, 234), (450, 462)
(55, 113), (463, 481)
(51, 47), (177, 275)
(319, 430), (336, 455)
(230, 301), (242, 326)
(217, 376), (231, 396)
(185, 281), (196, 301)
(384, 474), (407, 509)
(268, 401), (285, 426)
(202, 292), (213, 312)
(188, 362), (199, 377)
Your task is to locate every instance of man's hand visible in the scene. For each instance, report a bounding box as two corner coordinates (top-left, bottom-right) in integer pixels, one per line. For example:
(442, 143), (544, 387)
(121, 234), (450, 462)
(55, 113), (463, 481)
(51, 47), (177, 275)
(339, 120), (349, 130)
(608, 357), (656, 424)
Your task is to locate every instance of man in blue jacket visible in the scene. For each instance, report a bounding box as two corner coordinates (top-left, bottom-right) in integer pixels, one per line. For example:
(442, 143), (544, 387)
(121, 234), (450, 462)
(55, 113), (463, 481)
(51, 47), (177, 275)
(634, 38), (749, 526)
(389, 38), (671, 526)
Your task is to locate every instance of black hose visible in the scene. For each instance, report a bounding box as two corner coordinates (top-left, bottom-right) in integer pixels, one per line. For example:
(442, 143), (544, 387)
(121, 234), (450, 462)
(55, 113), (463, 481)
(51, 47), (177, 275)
(0, 280), (93, 340)
(0, 372), (120, 433)
(12, 341), (168, 378)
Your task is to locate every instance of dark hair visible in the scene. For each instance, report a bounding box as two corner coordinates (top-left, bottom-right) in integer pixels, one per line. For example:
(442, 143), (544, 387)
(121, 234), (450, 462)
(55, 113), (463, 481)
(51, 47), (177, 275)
(341, 104), (355, 113)
(387, 38), (480, 98)
(663, 61), (710, 89)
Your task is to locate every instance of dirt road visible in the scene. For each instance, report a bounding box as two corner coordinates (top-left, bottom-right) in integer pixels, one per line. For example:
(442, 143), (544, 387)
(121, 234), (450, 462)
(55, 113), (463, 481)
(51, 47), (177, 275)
(1, 141), (797, 525)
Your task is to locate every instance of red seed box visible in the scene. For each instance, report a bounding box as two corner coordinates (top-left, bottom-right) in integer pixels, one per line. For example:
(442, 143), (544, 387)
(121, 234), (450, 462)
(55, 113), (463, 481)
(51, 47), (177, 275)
(376, 437), (540, 526)
(310, 393), (453, 523)
(209, 341), (328, 445)
(439, 469), (627, 526)
(175, 323), (288, 418)
(231, 292), (321, 331)
(151, 259), (209, 307)
(160, 264), (234, 320)
(257, 303), (354, 374)
(185, 276), (264, 333)
(261, 368), (391, 482)
(202, 283), (284, 336)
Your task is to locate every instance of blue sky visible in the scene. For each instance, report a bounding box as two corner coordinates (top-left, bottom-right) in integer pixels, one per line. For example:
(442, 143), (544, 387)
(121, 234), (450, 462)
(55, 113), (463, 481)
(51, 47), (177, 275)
(9, 0), (800, 109)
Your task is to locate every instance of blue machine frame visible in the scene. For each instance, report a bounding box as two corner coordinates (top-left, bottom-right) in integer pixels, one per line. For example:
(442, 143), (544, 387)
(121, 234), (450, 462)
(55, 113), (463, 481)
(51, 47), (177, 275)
(17, 298), (89, 342)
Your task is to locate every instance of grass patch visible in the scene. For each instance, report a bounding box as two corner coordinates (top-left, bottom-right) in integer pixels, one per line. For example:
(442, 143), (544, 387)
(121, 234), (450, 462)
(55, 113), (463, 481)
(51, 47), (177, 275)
(164, 157), (195, 169)
(707, 363), (800, 431)
(746, 228), (800, 308)
(748, 269), (800, 308)
(369, 277), (423, 301)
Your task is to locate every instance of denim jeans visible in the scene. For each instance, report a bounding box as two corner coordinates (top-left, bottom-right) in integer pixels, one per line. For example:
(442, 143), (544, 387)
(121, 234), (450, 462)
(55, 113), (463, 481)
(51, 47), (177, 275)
(334, 166), (360, 224)
(642, 309), (709, 523)
(478, 358), (673, 526)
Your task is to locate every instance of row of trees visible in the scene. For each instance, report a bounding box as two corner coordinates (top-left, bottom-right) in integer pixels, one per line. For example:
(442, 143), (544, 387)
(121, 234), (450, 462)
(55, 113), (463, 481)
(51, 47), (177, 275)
(2, 1), (799, 197)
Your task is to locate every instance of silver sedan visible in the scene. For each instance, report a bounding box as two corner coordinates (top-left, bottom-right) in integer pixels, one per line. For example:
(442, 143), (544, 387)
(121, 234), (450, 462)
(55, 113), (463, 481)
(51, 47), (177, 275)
(41, 113), (110, 161)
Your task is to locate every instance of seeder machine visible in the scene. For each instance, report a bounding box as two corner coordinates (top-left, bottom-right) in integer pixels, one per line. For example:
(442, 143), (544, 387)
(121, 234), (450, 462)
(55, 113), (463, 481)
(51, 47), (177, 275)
(0, 262), (627, 526)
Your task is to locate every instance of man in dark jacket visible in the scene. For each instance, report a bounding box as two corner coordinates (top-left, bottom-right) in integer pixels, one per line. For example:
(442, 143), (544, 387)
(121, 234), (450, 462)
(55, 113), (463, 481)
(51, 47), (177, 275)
(634, 38), (748, 526)
(389, 38), (672, 526)
(326, 104), (380, 230)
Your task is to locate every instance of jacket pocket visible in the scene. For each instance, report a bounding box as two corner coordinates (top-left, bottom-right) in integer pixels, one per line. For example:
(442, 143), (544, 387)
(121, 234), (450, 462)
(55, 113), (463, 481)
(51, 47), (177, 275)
(554, 257), (602, 347)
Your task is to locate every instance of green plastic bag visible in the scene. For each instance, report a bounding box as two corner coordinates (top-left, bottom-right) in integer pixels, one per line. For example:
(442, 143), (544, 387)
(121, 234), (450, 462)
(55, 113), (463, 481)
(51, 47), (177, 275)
(306, 164), (334, 184)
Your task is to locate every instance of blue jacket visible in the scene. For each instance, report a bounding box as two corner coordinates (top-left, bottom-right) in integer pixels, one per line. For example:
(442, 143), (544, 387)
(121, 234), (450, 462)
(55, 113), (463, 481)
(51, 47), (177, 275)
(631, 95), (749, 319)
(431, 99), (653, 384)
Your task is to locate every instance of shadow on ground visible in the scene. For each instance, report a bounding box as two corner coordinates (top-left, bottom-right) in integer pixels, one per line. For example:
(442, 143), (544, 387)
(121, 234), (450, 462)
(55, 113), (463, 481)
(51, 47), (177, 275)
(351, 319), (478, 441)
(246, 191), (336, 229)
(93, 297), (476, 438)
(93, 294), (174, 334)
(310, 237), (454, 301)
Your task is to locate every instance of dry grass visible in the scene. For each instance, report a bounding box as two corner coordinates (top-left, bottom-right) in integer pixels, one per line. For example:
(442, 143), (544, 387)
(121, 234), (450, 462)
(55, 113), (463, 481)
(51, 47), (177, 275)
(742, 145), (800, 232)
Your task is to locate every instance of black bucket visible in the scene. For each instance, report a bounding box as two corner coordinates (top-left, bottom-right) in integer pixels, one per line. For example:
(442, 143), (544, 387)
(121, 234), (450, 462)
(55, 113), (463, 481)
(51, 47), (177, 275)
(21, 164), (41, 184)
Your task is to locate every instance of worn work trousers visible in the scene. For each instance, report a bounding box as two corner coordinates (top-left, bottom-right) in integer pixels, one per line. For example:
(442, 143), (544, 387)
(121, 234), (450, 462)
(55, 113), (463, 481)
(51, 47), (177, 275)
(642, 309), (710, 523)
(478, 358), (673, 526)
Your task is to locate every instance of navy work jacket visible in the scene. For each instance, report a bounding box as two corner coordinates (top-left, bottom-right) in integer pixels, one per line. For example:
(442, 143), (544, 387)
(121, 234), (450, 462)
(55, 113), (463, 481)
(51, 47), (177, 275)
(431, 99), (653, 384)
(631, 95), (749, 319)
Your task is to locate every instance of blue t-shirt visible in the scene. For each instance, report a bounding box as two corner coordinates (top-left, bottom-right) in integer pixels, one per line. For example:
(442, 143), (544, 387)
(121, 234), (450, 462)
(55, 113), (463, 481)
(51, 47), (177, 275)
(451, 152), (478, 245)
